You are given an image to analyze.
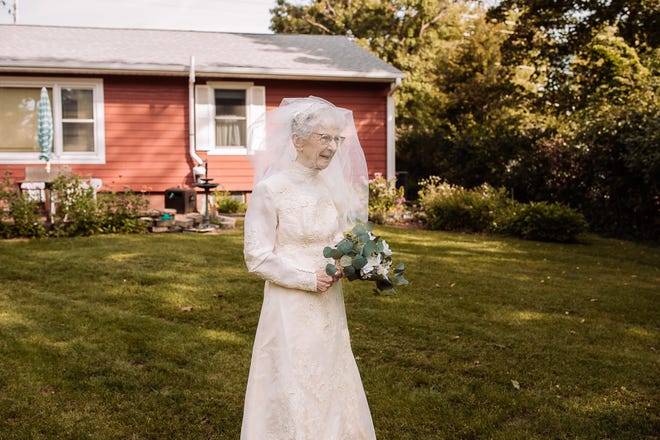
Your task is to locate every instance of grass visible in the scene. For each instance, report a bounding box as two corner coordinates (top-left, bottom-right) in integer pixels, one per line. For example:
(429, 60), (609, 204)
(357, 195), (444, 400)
(0, 227), (658, 439)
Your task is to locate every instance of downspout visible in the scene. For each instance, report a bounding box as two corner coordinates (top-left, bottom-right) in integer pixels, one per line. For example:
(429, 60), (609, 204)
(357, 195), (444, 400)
(188, 55), (205, 181)
(386, 77), (401, 180)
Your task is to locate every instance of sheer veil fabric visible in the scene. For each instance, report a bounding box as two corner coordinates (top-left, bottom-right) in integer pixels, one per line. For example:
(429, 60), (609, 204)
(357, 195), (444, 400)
(241, 97), (376, 439)
(248, 96), (369, 228)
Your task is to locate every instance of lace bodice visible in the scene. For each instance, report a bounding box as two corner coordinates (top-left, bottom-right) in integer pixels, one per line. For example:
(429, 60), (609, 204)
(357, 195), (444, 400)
(244, 161), (342, 291)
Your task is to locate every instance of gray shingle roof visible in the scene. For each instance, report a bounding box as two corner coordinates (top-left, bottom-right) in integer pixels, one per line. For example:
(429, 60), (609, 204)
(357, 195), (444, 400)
(0, 25), (404, 82)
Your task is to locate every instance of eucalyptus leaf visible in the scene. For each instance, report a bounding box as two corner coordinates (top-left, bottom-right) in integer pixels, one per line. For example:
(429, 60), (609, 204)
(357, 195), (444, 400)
(339, 255), (353, 267)
(352, 224), (366, 235)
(330, 249), (342, 260)
(344, 265), (356, 276)
(337, 240), (355, 255)
(323, 247), (333, 258)
(352, 255), (367, 269)
(395, 277), (409, 286)
(325, 264), (338, 276)
(362, 241), (376, 256)
(358, 233), (370, 243)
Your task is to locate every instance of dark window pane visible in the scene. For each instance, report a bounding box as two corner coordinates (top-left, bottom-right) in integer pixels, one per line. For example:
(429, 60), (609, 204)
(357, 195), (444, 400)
(215, 89), (246, 117)
(62, 89), (93, 119)
(63, 122), (94, 152)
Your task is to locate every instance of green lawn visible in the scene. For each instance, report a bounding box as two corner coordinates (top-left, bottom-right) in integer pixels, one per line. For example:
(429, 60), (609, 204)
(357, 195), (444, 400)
(0, 228), (658, 439)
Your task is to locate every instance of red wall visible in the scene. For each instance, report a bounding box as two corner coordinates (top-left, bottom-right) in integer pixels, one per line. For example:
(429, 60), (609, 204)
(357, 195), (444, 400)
(2, 75), (390, 207)
(101, 76), (193, 192)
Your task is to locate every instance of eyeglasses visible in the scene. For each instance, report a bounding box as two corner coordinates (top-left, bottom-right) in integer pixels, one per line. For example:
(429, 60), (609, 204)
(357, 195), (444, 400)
(312, 132), (346, 147)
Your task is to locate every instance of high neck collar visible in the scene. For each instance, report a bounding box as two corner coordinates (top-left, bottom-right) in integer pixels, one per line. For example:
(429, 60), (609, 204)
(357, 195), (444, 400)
(290, 159), (321, 178)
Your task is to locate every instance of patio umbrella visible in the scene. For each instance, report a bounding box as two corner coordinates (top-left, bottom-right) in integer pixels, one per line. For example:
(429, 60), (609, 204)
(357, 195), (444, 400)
(37, 87), (53, 172)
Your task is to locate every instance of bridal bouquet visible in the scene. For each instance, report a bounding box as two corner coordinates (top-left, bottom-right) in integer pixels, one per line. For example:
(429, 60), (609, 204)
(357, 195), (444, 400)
(324, 222), (408, 294)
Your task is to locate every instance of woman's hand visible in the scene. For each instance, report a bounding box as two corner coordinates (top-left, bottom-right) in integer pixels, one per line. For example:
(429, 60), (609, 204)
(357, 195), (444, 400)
(315, 268), (342, 293)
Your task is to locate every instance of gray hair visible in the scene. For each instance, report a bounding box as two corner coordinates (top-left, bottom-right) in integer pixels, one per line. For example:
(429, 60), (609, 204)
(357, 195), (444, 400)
(291, 102), (345, 138)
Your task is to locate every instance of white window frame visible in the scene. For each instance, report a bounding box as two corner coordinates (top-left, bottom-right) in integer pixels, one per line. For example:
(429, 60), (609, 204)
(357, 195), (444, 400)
(0, 76), (106, 165)
(195, 81), (265, 156)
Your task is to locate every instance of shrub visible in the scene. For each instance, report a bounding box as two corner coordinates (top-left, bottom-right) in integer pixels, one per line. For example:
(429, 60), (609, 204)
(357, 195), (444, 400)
(6, 196), (47, 238)
(418, 176), (513, 232)
(368, 173), (406, 224)
(0, 173), (150, 239)
(97, 189), (150, 234)
(498, 201), (588, 242)
(50, 174), (102, 236)
(0, 172), (46, 239)
(214, 189), (246, 214)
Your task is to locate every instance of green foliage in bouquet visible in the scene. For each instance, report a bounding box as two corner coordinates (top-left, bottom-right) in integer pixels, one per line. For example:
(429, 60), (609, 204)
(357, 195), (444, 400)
(323, 222), (408, 294)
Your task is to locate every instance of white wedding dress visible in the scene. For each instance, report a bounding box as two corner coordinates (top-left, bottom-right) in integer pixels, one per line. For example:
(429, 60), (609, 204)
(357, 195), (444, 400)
(242, 161), (376, 440)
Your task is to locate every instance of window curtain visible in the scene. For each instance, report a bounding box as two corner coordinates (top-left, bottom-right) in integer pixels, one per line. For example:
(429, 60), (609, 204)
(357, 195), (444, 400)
(216, 121), (243, 146)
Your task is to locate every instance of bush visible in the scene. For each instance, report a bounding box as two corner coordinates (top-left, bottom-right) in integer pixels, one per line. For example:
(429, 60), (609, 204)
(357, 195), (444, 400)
(97, 189), (150, 234)
(418, 176), (513, 232)
(0, 173), (150, 239)
(0, 172), (46, 239)
(368, 173), (406, 224)
(51, 175), (151, 236)
(498, 201), (588, 242)
(214, 189), (246, 214)
(50, 174), (102, 237)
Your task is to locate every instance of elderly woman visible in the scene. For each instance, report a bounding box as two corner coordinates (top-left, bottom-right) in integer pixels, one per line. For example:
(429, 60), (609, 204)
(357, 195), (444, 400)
(241, 97), (376, 439)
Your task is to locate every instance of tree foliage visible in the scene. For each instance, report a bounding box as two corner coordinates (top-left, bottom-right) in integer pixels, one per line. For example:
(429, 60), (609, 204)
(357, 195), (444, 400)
(271, 0), (659, 239)
(489, 0), (659, 112)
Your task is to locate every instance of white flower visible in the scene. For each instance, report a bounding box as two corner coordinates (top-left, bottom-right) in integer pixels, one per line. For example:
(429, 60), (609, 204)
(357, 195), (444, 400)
(381, 239), (393, 256)
(376, 259), (392, 278)
(360, 253), (382, 278)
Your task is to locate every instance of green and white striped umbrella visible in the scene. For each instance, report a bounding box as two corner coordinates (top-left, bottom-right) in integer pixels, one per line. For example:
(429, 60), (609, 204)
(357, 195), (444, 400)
(37, 87), (53, 162)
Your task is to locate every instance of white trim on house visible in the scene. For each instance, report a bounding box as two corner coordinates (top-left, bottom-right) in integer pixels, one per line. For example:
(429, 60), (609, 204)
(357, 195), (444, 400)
(0, 67), (404, 83)
(195, 81), (265, 156)
(0, 76), (105, 165)
(386, 78), (401, 179)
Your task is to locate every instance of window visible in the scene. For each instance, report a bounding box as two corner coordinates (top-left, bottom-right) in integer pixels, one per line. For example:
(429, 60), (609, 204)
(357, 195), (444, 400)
(195, 82), (265, 155)
(0, 77), (105, 164)
(215, 89), (246, 147)
(61, 88), (95, 152)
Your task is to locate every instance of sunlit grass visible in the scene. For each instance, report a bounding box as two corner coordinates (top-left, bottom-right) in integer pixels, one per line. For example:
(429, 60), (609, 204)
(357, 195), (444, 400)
(0, 228), (658, 439)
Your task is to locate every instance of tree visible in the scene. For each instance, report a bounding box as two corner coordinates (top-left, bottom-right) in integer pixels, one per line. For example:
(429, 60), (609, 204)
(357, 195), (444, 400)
(397, 7), (537, 189)
(502, 23), (659, 239)
(488, 0), (659, 112)
(271, 1), (659, 239)
(272, 1), (527, 187)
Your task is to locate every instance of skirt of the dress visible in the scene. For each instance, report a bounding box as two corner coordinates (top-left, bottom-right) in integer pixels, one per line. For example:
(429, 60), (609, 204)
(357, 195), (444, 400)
(241, 281), (376, 440)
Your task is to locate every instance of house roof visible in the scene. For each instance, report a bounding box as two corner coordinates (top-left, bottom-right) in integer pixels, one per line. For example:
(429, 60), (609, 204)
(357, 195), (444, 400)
(0, 25), (404, 82)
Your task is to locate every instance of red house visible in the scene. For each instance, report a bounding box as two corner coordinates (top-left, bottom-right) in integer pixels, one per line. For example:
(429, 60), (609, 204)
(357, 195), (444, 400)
(0, 25), (404, 209)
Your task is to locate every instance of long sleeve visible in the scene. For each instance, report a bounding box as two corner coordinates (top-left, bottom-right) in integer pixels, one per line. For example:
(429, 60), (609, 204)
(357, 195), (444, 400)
(243, 181), (318, 292)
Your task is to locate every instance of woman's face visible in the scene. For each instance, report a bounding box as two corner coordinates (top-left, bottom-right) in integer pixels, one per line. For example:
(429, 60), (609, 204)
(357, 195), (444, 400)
(294, 124), (345, 170)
